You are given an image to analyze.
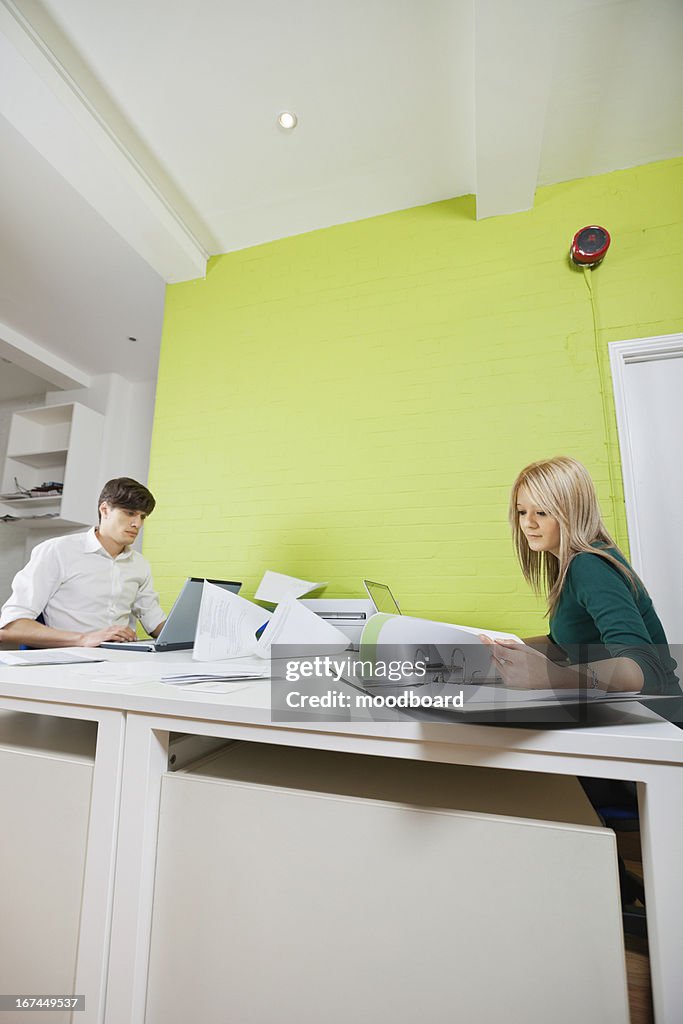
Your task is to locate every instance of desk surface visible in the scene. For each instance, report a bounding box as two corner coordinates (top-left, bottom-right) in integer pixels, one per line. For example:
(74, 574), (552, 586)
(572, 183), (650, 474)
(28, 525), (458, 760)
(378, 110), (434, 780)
(2, 649), (683, 1024)
(2, 649), (682, 766)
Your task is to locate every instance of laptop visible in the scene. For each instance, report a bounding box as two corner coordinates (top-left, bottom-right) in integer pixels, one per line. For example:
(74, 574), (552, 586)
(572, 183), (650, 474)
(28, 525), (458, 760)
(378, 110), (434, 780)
(363, 580), (402, 616)
(100, 577), (242, 652)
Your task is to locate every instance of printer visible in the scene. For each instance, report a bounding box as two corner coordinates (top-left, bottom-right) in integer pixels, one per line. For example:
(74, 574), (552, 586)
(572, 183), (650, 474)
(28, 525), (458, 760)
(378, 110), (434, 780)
(298, 599), (375, 650)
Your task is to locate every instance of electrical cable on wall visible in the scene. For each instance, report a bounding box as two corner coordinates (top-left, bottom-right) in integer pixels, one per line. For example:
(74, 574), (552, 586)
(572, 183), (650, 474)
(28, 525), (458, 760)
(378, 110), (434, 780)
(581, 265), (622, 544)
(568, 224), (622, 543)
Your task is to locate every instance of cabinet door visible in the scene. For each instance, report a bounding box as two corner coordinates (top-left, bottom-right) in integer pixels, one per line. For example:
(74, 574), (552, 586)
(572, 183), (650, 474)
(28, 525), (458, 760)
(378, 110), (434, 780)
(0, 748), (93, 1024)
(145, 760), (629, 1024)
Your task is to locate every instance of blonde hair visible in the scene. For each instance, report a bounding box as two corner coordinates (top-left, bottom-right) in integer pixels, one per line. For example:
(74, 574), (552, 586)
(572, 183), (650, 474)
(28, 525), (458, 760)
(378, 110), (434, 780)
(509, 456), (638, 615)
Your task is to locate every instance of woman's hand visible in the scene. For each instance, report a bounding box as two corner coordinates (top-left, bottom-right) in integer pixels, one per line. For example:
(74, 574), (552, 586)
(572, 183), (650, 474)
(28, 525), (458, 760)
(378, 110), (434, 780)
(479, 636), (570, 689)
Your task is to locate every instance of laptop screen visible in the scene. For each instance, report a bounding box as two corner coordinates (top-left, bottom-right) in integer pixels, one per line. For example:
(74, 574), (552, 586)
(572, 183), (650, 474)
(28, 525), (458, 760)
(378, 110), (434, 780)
(157, 577), (241, 645)
(363, 580), (401, 616)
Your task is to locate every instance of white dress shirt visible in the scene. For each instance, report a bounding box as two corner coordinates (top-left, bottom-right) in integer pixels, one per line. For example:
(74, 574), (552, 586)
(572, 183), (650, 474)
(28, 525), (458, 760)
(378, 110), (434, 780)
(0, 528), (165, 636)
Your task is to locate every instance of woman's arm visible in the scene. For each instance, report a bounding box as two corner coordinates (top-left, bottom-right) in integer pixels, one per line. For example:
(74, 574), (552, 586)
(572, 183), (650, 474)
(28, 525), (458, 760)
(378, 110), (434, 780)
(481, 636), (644, 692)
(488, 552), (671, 694)
(566, 553), (670, 694)
(566, 656), (643, 692)
(522, 635), (568, 663)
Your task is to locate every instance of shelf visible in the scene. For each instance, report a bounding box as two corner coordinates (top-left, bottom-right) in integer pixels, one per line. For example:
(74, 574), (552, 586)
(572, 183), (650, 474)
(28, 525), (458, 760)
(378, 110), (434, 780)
(2, 402), (104, 528)
(6, 449), (68, 469)
(1, 495), (62, 506)
(0, 515), (73, 528)
(0, 517), (60, 526)
(10, 404), (74, 427)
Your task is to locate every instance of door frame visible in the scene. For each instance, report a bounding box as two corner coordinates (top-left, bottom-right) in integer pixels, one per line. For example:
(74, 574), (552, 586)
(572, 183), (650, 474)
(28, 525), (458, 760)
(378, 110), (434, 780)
(609, 332), (683, 575)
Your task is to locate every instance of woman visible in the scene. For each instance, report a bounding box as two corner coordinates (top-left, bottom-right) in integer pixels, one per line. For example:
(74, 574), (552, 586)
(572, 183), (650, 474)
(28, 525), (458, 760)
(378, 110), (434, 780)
(483, 456), (678, 696)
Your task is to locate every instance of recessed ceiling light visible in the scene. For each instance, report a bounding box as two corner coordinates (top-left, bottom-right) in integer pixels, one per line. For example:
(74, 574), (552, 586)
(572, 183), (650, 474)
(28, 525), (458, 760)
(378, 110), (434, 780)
(277, 111), (298, 130)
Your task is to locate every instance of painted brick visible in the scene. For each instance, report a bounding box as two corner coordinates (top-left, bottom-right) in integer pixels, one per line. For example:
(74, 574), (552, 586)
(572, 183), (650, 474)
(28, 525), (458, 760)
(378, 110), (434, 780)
(145, 158), (683, 634)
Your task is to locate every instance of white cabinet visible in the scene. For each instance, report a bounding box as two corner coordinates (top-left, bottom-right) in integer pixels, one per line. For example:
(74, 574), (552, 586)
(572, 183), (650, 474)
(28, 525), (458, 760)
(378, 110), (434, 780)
(145, 743), (630, 1024)
(0, 710), (96, 1024)
(1, 403), (104, 527)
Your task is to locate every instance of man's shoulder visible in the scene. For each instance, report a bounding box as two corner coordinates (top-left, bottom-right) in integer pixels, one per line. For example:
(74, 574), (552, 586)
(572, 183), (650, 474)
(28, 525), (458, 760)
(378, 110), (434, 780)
(31, 529), (93, 558)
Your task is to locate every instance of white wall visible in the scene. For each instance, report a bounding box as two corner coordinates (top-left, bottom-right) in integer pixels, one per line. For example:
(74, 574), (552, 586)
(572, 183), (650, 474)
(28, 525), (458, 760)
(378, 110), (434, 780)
(1, 374), (157, 605)
(0, 393), (46, 605)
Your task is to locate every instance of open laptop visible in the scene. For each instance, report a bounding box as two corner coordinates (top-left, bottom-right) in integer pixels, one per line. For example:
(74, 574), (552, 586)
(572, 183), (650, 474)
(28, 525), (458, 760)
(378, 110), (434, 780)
(100, 577), (242, 652)
(363, 580), (402, 616)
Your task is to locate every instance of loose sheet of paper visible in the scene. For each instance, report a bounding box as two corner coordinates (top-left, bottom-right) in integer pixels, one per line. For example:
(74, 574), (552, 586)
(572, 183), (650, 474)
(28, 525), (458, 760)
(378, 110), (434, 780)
(66, 658), (269, 687)
(193, 582), (272, 661)
(0, 648), (105, 666)
(176, 680), (254, 694)
(452, 626), (524, 643)
(69, 660), (204, 684)
(256, 596), (349, 656)
(162, 657), (269, 684)
(253, 570), (327, 605)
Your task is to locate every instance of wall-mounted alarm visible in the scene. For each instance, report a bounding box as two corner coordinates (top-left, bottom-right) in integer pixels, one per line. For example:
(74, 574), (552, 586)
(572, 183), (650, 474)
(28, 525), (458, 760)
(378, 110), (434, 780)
(569, 226), (611, 268)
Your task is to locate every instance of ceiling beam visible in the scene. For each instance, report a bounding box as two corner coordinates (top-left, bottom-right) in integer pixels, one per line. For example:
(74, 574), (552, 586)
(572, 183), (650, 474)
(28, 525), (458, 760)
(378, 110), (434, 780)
(474, 0), (562, 220)
(0, 320), (91, 389)
(0, 0), (211, 282)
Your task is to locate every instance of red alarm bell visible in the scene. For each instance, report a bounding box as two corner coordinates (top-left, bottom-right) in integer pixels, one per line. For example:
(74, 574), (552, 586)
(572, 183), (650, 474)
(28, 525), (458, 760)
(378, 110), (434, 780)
(570, 226), (611, 268)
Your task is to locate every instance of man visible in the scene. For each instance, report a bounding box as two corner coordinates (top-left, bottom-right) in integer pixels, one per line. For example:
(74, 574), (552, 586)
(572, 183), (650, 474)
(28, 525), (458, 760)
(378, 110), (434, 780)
(0, 477), (165, 649)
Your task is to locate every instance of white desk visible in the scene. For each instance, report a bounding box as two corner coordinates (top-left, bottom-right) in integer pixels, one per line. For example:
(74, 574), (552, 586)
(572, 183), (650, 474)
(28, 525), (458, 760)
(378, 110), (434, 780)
(1, 651), (682, 1023)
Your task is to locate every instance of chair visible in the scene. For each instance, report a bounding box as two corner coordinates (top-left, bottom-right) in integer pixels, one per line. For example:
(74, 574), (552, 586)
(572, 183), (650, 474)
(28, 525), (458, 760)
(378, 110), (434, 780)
(581, 777), (646, 939)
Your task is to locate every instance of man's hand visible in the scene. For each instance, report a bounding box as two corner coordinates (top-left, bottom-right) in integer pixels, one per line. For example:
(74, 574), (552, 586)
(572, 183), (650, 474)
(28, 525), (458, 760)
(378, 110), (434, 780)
(479, 635), (570, 689)
(78, 625), (137, 648)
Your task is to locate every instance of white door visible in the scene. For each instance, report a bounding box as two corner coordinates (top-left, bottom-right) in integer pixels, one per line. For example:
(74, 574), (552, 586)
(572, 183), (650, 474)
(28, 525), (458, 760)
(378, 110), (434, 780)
(610, 336), (683, 644)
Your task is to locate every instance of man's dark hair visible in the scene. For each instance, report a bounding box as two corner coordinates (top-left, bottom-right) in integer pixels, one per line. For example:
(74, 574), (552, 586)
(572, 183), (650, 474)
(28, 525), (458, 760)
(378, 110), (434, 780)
(97, 478), (156, 522)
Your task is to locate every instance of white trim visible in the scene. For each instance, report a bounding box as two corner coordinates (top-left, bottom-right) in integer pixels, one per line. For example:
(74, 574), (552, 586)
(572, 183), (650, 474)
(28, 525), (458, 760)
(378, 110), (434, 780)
(608, 333), (683, 575)
(0, 321), (91, 390)
(0, 0), (209, 282)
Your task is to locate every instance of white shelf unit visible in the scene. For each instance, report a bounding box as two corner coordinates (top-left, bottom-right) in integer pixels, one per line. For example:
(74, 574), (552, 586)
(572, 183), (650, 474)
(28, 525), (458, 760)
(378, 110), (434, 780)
(1, 403), (104, 527)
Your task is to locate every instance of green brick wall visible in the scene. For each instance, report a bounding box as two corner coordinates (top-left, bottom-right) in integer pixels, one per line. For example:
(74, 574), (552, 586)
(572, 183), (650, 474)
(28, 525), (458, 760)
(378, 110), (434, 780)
(145, 157), (683, 637)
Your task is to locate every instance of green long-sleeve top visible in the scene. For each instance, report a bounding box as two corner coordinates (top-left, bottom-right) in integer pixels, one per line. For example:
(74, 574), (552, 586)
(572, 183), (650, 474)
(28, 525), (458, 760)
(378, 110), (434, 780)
(549, 548), (679, 696)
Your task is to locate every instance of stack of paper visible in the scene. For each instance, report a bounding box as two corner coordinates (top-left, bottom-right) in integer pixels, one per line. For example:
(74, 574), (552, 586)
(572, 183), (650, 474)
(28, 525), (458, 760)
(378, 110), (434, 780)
(161, 659), (268, 685)
(192, 573), (348, 662)
(193, 585), (272, 661)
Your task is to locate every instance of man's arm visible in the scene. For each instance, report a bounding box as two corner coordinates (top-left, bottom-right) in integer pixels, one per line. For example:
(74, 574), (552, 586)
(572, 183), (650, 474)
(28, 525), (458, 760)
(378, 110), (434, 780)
(131, 563), (165, 638)
(0, 618), (137, 649)
(1, 539), (64, 643)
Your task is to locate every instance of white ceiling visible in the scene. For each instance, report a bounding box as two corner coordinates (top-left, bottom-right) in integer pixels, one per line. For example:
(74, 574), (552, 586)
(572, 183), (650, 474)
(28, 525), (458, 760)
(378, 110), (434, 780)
(0, 358), (53, 401)
(0, 0), (682, 386)
(0, 112), (166, 383)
